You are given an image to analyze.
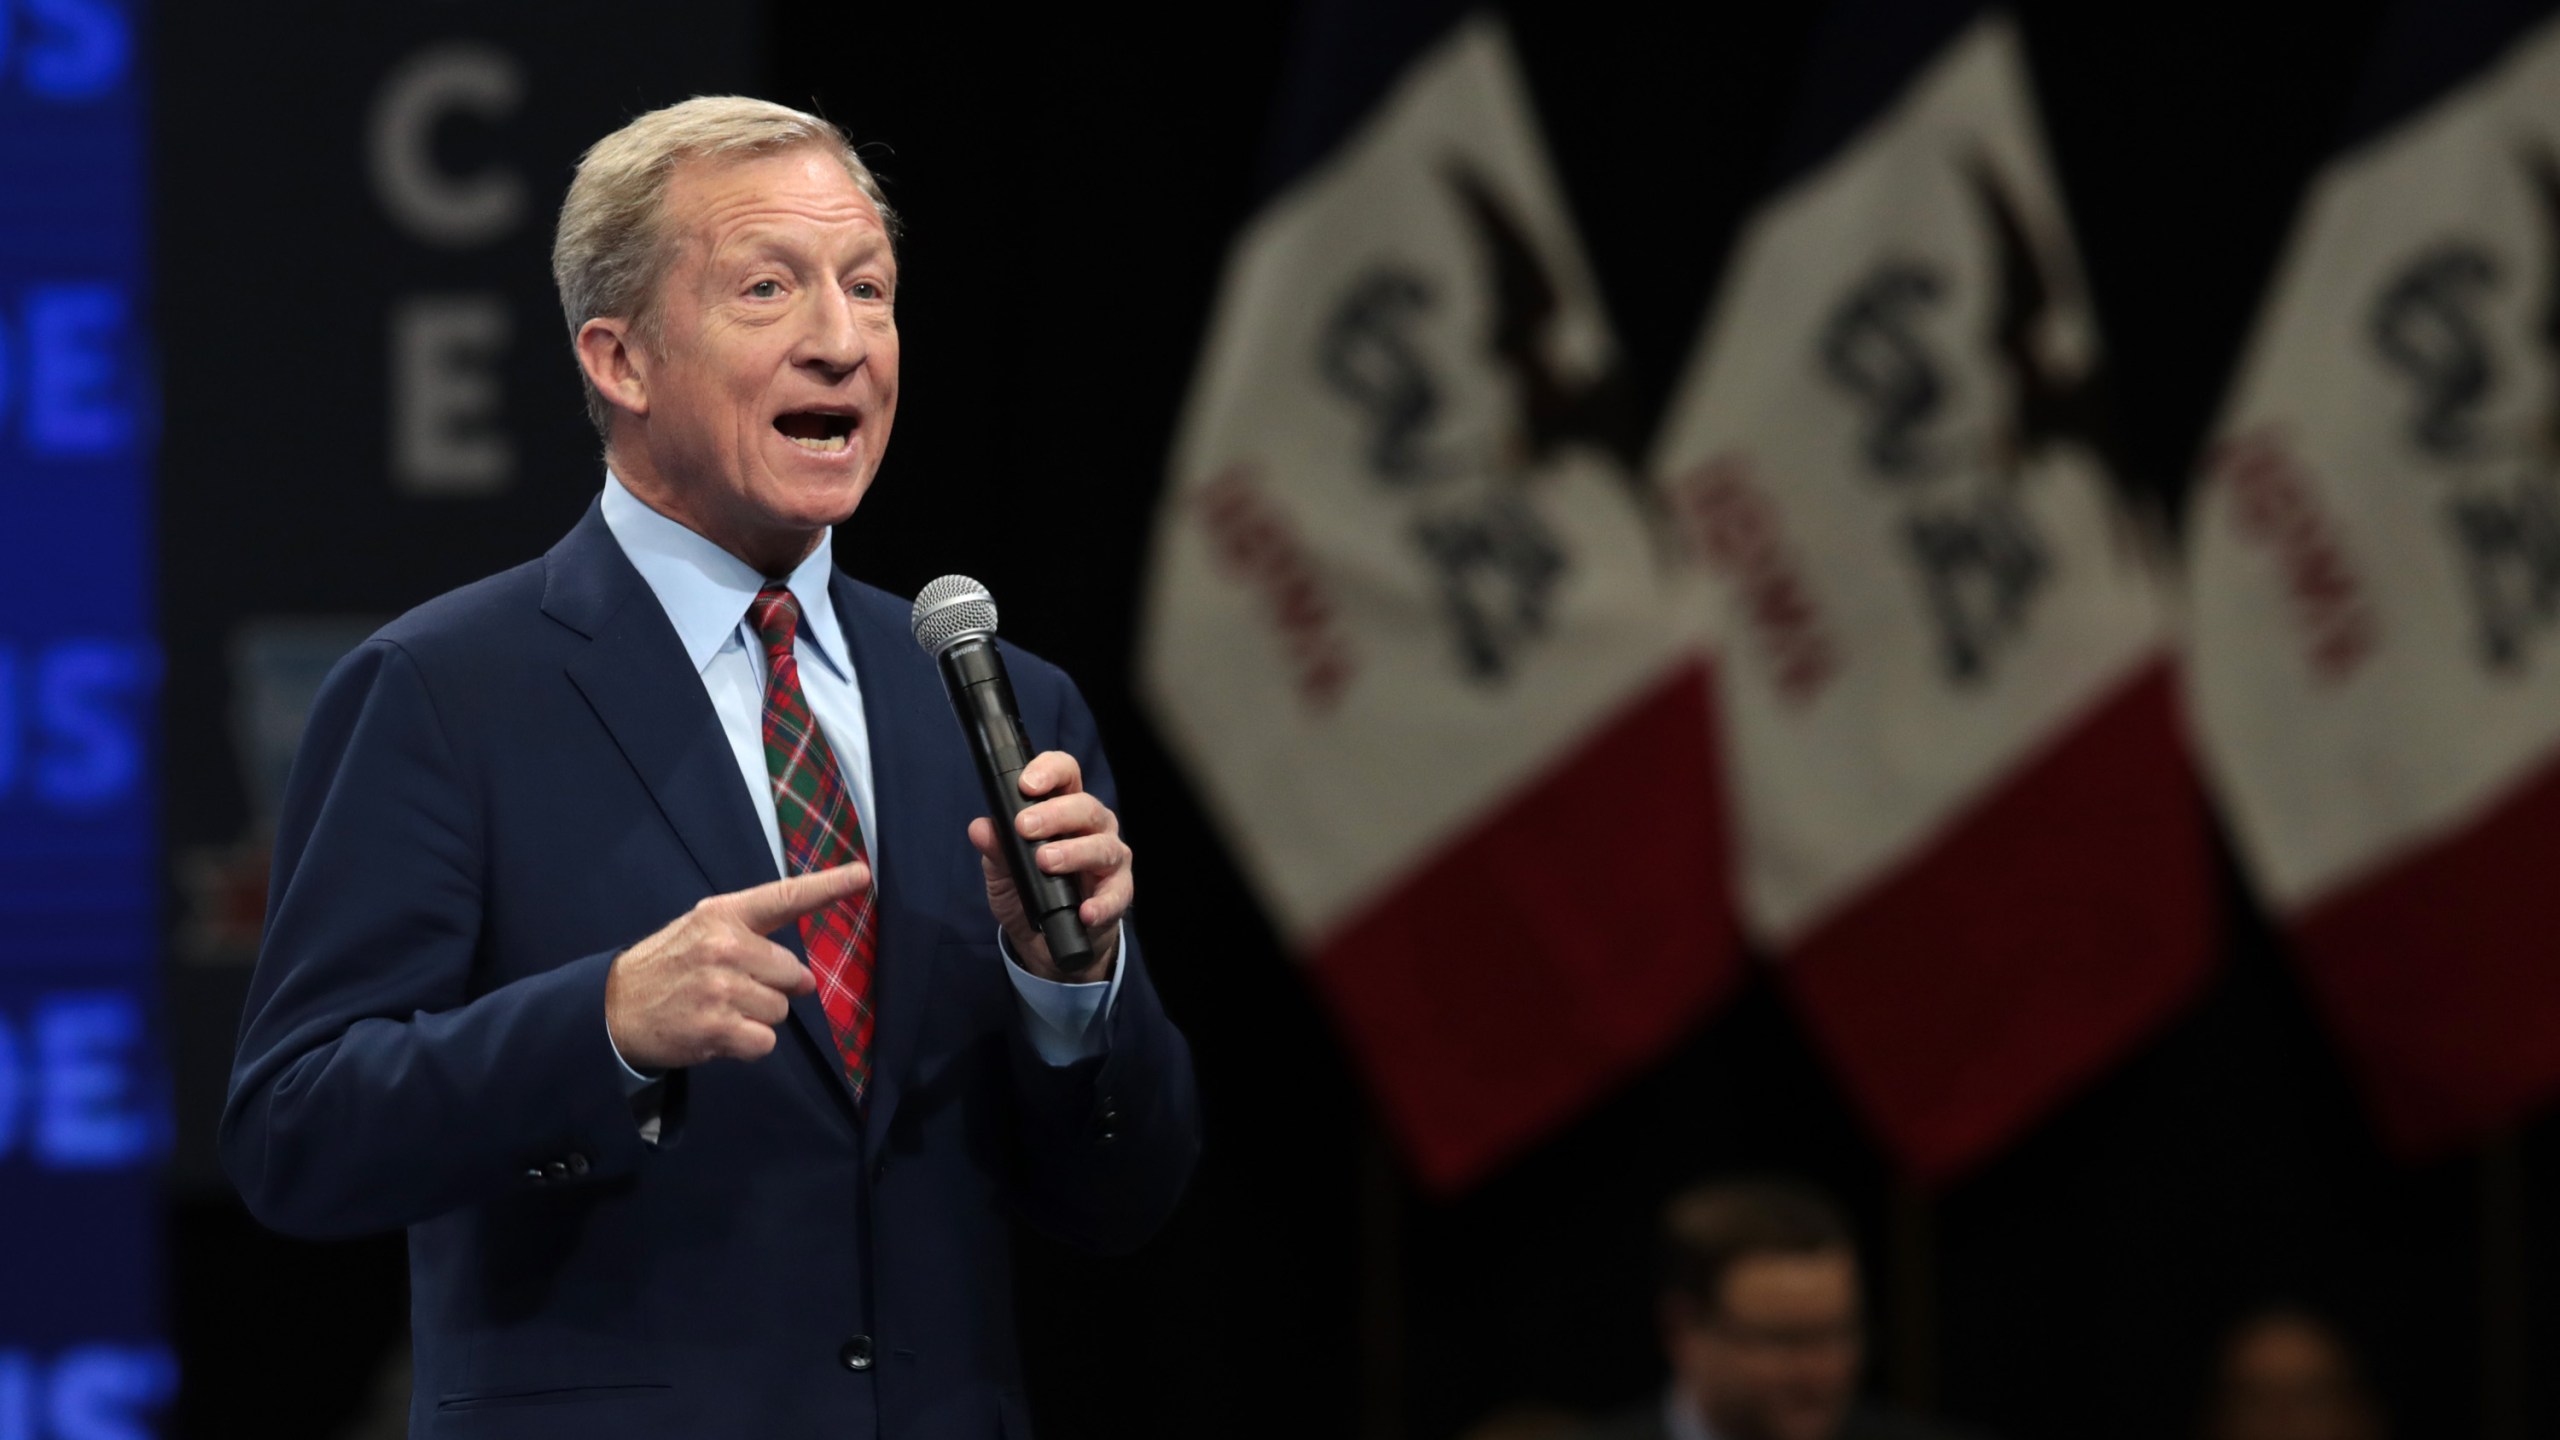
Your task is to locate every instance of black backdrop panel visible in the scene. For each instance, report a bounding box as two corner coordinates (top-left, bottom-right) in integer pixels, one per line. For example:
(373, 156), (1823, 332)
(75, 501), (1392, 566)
(156, 2), (759, 1189)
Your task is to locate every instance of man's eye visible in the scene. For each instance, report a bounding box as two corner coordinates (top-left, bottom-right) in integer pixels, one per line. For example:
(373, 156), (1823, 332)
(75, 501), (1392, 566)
(851, 281), (884, 301)
(749, 280), (782, 299)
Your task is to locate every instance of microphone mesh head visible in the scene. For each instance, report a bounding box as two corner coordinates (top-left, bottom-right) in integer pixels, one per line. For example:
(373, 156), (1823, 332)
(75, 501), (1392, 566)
(911, 574), (999, 655)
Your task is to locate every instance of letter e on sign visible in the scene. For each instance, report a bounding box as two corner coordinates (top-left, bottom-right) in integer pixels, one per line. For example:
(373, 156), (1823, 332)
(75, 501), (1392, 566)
(26, 283), (135, 458)
(36, 992), (154, 1169)
(391, 294), (513, 495)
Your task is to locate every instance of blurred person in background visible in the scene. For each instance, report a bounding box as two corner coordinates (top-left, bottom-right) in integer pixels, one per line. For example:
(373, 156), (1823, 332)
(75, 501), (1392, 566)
(2200, 1305), (2386, 1440)
(1581, 1178), (1984, 1440)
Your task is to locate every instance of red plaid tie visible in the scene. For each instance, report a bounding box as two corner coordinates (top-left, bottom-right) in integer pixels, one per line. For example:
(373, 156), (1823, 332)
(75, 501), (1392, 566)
(747, 585), (878, 1100)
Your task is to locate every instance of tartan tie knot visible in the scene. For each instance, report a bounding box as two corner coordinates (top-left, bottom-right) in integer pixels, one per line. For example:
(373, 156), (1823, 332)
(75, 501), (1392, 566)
(747, 584), (800, 669)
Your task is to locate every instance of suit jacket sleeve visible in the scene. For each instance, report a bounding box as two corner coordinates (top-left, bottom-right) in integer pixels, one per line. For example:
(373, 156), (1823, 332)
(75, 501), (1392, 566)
(220, 638), (658, 1239)
(1000, 666), (1201, 1255)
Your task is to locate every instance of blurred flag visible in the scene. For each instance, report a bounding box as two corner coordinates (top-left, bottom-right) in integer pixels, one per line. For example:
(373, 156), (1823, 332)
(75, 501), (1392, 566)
(1651, 4), (2213, 1182)
(2187, 1), (2560, 1151)
(1138, 4), (1734, 1192)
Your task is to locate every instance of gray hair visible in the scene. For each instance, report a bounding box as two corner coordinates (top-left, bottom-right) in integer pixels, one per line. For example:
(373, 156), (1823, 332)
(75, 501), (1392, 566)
(551, 95), (898, 437)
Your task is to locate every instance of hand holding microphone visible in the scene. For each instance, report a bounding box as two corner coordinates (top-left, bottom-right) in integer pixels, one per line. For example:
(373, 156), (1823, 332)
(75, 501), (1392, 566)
(912, 577), (1131, 980)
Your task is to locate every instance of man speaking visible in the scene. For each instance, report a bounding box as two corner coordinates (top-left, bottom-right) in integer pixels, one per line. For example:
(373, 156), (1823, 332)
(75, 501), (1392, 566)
(221, 96), (1200, 1438)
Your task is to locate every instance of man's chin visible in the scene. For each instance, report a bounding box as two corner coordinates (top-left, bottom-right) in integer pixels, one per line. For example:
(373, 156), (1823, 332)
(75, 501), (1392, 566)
(757, 473), (873, 532)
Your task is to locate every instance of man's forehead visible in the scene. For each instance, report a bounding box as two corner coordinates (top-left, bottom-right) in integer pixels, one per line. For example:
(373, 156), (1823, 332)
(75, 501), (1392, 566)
(666, 150), (890, 253)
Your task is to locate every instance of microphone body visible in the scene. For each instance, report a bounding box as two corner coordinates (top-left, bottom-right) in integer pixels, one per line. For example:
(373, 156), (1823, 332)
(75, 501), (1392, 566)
(913, 579), (1098, 974)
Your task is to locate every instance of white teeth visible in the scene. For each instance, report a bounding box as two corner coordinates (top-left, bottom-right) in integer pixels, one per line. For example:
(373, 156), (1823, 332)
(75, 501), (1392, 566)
(783, 431), (851, 452)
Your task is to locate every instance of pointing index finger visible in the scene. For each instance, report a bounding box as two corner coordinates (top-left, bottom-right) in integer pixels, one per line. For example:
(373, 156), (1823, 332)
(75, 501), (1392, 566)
(722, 862), (871, 933)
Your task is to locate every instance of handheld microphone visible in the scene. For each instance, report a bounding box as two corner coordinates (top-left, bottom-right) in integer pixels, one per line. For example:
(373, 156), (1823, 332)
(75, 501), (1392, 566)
(910, 576), (1098, 974)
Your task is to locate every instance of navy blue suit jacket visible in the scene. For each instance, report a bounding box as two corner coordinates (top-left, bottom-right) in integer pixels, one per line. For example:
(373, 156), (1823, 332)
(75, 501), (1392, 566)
(221, 503), (1200, 1439)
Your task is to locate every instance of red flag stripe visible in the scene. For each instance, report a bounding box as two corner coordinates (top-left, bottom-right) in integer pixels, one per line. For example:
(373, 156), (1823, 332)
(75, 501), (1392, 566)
(1309, 660), (1741, 1193)
(2291, 745), (2560, 1153)
(1780, 661), (2216, 1182)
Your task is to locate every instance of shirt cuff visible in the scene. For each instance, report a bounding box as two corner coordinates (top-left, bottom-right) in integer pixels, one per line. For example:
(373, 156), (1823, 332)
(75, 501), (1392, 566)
(999, 926), (1121, 1066)
(608, 1026), (662, 1094)
(607, 1020), (666, 1144)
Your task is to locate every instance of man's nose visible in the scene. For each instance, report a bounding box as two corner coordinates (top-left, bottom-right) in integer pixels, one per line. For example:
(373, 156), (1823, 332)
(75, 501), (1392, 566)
(795, 286), (867, 375)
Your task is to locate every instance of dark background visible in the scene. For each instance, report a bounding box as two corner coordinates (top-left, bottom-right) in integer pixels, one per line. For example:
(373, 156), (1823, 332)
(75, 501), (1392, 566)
(157, 2), (2559, 1437)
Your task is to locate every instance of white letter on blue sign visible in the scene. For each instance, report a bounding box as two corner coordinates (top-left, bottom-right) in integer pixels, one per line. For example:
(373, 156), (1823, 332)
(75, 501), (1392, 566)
(46, 1346), (175, 1440)
(35, 641), (150, 810)
(21, 0), (130, 100)
(25, 284), (133, 458)
(36, 993), (152, 1169)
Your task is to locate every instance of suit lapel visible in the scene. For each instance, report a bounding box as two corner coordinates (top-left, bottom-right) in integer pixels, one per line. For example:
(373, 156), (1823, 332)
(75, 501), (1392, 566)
(549, 505), (778, 905)
(834, 570), (950, 1154)
(545, 504), (861, 1114)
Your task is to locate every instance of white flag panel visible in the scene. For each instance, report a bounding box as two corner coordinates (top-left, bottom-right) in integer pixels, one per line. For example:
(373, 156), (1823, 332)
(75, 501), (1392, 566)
(2189, 15), (2560, 910)
(1651, 14), (2167, 944)
(1139, 16), (1694, 944)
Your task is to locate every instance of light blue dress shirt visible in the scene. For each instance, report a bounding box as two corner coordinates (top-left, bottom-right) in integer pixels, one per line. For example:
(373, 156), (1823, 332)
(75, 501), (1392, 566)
(599, 474), (1118, 1074)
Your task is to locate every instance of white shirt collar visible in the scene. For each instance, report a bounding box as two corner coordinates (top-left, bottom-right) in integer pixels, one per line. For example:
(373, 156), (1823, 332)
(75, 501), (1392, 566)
(1664, 1385), (1720, 1440)
(598, 471), (851, 682)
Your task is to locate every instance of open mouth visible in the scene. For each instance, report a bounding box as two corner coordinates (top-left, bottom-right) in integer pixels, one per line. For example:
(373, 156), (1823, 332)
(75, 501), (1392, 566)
(774, 411), (859, 453)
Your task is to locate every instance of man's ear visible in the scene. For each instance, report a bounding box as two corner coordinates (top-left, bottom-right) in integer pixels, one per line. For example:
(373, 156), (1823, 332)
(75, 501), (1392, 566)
(576, 316), (650, 420)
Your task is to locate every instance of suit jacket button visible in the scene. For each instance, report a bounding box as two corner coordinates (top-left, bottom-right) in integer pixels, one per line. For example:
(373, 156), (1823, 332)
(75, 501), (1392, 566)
(523, 1167), (545, 1185)
(566, 1152), (591, 1177)
(839, 1335), (874, 1371)
(542, 1160), (569, 1182)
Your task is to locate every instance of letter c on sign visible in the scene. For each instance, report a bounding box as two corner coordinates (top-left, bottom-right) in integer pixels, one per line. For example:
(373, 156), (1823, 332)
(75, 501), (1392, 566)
(368, 42), (527, 248)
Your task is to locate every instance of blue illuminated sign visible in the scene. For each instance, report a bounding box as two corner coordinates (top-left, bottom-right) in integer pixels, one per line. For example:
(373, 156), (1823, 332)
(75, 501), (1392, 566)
(0, 641), (155, 811)
(0, 991), (160, 1168)
(0, 1348), (174, 1440)
(0, 0), (169, 1428)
